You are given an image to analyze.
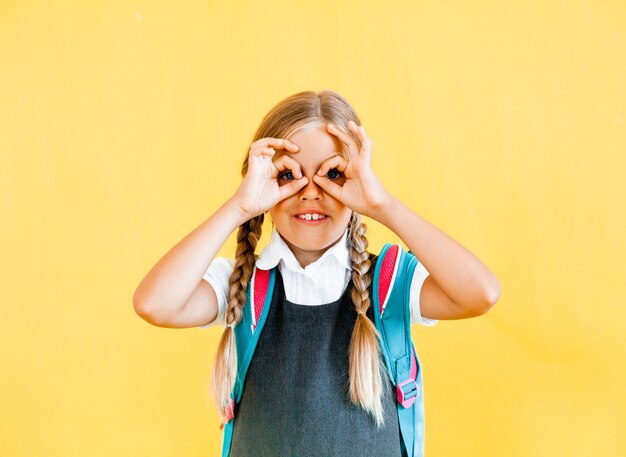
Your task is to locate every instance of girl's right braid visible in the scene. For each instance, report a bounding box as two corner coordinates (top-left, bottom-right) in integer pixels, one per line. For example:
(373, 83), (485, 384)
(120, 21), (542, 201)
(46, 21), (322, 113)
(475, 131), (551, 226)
(211, 213), (264, 425)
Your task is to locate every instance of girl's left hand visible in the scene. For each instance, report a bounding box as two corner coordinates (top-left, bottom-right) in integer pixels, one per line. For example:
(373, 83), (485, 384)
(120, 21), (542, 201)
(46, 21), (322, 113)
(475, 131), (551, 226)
(313, 120), (392, 220)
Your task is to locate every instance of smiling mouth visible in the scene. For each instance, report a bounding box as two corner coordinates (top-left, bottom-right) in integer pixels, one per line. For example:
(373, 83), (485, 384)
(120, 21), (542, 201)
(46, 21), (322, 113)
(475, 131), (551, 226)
(293, 212), (328, 225)
(295, 213), (327, 221)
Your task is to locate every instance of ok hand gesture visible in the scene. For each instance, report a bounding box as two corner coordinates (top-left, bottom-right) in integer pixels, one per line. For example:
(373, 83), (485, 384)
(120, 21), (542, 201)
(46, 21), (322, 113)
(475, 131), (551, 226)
(313, 121), (391, 220)
(232, 137), (308, 220)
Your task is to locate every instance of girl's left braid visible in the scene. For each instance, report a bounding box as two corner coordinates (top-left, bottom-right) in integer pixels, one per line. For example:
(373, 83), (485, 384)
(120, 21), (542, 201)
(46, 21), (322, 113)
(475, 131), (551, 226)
(346, 211), (390, 428)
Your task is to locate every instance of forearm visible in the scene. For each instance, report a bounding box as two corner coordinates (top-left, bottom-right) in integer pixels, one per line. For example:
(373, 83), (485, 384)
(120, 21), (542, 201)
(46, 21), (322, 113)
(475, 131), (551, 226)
(374, 196), (501, 311)
(132, 198), (249, 318)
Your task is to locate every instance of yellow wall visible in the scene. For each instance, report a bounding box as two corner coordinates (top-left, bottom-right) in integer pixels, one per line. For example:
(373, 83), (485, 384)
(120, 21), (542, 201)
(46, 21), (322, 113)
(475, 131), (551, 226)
(2, 1), (624, 455)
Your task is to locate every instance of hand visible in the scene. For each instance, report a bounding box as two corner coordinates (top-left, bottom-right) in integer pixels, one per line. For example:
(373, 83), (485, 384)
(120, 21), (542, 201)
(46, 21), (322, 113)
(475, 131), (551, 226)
(232, 137), (309, 220)
(312, 121), (392, 220)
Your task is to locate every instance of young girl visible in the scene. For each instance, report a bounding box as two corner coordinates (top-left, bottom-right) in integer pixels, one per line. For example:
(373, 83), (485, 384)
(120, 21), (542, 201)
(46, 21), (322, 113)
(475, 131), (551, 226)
(133, 90), (501, 456)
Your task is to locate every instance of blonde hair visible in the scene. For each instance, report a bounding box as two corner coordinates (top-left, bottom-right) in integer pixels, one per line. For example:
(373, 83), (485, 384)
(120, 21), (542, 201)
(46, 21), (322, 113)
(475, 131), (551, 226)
(211, 89), (391, 428)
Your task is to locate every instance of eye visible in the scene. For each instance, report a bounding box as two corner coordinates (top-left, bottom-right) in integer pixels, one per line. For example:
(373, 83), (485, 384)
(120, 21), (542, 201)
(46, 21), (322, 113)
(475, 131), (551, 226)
(327, 168), (343, 179)
(278, 170), (295, 181)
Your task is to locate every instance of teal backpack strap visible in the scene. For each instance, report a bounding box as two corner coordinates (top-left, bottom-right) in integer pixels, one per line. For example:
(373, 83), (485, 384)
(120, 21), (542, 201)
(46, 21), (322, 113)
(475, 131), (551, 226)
(220, 266), (276, 457)
(372, 244), (426, 457)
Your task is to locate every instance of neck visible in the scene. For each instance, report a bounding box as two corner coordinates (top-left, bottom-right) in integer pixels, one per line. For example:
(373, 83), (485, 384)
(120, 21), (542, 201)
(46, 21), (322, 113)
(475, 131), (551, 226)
(282, 238), (328, 268)
(279, 232), (345, 269)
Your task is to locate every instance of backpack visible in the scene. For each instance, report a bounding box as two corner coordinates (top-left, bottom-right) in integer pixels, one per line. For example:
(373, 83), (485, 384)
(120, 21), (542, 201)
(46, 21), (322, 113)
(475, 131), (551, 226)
(219, 243), (427, 457)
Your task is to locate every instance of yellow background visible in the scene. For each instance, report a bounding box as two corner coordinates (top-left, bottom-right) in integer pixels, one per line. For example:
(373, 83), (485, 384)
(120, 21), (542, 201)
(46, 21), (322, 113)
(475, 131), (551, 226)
(2, 1), (625, 455)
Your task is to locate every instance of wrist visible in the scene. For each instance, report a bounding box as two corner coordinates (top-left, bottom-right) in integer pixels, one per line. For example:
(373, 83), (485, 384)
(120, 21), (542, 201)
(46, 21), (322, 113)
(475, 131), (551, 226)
(370, 193), (401, 226)
(224, 197), (257, 226)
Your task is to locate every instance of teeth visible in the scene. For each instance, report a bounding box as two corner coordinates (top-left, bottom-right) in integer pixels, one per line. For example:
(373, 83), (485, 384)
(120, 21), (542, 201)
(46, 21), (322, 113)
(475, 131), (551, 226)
(298, 213), (325, 220)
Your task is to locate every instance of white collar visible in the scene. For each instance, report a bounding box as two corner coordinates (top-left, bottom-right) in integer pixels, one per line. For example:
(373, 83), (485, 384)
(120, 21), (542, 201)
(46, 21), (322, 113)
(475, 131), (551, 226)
(256, 228), (352, 272)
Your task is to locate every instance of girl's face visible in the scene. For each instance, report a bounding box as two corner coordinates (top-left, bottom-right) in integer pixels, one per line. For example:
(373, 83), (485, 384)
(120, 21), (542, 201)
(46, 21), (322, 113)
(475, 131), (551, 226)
(269, 123), (352, 267)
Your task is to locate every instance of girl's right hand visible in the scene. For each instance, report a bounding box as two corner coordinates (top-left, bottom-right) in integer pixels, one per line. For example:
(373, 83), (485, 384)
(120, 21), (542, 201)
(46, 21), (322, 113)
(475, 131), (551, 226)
(231, 137), (308, 220)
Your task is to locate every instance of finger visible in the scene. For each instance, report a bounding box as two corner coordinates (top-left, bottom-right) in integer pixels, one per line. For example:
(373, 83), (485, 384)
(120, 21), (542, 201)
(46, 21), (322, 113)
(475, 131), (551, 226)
(347, 121), (373, 160)
(326, 122), (360, 158)
(312, 174), (343, 200)
(278, 176), (309, 201)
(250, 146), (277, 158)
(316, 155), (349, 176)
(270, 138), (300, 152)
(282, 139), (300, 152)
(272, 154), (303, 179)
(253, 137), (299, 153)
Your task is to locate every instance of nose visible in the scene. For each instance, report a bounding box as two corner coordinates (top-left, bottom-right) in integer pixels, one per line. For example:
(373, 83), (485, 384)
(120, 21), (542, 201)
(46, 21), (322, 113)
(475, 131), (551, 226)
(298, 176), (323, 201)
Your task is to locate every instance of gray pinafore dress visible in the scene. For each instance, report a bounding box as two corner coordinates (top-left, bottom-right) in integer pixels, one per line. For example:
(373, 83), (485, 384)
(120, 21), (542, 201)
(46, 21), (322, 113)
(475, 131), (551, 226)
(230, 268), (402, 457)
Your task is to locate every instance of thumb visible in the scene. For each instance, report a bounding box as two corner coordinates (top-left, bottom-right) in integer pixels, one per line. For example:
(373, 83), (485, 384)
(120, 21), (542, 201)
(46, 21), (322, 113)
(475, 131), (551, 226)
(278, 176), (309, 201)
(312, 175), (343, 200)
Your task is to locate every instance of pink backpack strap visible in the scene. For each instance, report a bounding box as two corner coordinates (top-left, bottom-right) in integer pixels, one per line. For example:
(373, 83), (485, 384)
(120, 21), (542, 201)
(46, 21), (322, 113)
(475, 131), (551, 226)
(250, 267), (271, 333)
(372, 243), (425, 456)
(377, 244), (402, 316)
(220, 266), (277, 456)
(220, 267), (270, 428)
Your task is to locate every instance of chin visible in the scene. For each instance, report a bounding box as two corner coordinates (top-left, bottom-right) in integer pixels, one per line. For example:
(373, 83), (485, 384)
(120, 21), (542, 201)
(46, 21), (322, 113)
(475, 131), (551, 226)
(278, 226), (341, 252)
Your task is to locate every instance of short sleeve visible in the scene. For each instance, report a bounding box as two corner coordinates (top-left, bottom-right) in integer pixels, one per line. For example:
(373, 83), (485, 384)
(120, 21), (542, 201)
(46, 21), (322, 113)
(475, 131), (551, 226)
(198, 257), (234, 329)
(409, 260), (439, 327)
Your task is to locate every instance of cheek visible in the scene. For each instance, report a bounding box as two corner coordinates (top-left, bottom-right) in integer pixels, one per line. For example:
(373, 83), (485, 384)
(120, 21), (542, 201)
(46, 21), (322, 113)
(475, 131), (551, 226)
(269, 201), (290, 224)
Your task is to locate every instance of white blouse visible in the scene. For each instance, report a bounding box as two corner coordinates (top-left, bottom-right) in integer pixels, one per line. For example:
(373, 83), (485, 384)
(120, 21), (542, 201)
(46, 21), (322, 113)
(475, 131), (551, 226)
(199, 228), (438, 329)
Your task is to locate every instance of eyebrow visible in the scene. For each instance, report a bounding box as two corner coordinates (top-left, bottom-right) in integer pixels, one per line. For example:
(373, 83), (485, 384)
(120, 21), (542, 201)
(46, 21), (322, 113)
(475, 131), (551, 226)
(274, 150), (343, 160)
(274, 152), (343, 176)
(304, 154), (344, 172)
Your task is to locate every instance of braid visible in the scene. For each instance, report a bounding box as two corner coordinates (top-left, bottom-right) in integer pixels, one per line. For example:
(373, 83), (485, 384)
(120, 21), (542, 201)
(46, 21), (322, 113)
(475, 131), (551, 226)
(346, 212), (390, 428)
(210, 213), (264, 425)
